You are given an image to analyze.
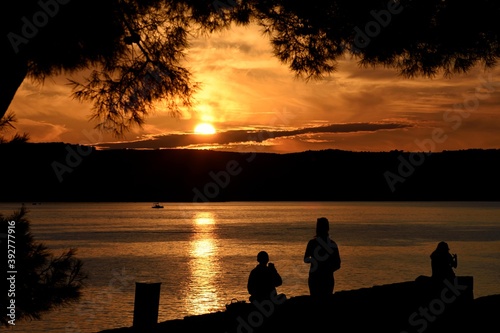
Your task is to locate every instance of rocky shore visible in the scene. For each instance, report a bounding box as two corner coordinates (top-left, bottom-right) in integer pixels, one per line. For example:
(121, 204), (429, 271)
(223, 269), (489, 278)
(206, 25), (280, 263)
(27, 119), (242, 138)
(98, 276), (499, 333)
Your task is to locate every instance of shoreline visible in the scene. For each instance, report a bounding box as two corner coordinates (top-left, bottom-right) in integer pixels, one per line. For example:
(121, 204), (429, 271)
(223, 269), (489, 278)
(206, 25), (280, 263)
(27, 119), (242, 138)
(97, 276), (500, 333)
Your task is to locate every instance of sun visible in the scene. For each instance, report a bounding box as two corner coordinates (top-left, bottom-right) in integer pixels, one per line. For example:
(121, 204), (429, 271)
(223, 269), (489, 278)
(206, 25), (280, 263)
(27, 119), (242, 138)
(194, 123), (216, 135)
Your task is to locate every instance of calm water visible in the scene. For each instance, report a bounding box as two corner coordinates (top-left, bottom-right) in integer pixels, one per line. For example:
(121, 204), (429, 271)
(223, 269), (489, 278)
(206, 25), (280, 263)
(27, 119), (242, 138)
(2, 201), (500, 333)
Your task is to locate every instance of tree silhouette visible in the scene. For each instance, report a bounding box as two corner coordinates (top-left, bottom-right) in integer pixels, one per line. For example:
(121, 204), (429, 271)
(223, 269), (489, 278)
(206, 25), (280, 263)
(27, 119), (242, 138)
(0, 112), (29, 144)
(2, 0), (499, 134)
(257, 0), (500, 78)
(1, 206), (87, 326)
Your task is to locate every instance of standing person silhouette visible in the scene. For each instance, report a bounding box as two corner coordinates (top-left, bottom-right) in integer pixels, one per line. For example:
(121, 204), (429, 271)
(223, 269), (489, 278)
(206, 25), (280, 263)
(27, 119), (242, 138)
(247, 251), (283, 302)
(304, 217), (341, 298)
(430, 241), (457, 282)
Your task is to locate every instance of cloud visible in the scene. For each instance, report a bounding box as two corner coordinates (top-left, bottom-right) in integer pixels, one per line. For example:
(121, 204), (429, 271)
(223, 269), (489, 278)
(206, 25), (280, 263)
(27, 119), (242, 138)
(7, 22), (500, 153)
(97, 122), (412, 150)
(15, 118), (69, 142)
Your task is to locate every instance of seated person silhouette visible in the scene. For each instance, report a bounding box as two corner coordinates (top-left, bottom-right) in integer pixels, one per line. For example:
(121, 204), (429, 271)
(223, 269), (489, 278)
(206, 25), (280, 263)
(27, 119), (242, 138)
(247, 251), (283, 302)
(430, 241), (457, 282)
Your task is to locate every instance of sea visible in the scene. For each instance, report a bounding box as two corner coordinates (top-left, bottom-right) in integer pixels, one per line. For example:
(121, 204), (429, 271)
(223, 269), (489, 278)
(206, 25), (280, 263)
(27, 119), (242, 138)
(1, 201), (499, 333)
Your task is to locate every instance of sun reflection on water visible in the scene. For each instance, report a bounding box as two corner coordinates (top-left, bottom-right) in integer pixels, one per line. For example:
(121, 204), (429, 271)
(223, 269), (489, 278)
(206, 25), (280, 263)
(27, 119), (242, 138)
(185, 212), (222, 315)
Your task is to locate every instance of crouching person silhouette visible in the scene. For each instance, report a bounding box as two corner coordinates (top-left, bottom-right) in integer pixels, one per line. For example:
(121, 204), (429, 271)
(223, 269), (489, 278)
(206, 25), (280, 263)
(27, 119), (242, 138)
(237, 252), (286, 333)
(431, 241), (458, 282)
(247, 251), (285, 302)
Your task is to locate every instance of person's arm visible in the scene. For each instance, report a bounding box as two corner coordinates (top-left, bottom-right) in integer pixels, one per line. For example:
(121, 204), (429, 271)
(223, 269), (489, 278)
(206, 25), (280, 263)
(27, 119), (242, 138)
(304, 240), (313, 263)
(451, 254), (458, 268)
(247, 270), (255, 295)
(333, 247), (341, 271)
(269, 264), (282, 287)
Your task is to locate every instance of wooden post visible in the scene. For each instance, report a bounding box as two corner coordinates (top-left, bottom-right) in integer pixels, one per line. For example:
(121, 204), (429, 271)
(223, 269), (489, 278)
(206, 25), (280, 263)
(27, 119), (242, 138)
(133, 282), (161, 331)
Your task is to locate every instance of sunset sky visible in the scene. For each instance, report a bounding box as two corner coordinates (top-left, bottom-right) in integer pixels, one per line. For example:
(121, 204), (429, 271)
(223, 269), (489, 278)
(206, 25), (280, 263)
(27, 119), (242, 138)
(6, 24), (500, 153)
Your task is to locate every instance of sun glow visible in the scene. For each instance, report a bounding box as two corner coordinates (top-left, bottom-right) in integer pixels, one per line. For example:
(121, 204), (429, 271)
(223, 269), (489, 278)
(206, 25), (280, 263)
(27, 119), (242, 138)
(194, 123), (216, 135)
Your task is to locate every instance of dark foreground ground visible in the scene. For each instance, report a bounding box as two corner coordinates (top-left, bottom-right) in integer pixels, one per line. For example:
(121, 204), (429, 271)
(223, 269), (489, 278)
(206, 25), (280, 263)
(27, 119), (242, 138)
(98, 276), (499, 333)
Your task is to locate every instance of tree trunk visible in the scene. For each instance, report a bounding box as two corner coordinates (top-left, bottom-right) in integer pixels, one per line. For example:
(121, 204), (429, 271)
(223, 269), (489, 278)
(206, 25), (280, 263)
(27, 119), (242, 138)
(0, 57), (28, 119)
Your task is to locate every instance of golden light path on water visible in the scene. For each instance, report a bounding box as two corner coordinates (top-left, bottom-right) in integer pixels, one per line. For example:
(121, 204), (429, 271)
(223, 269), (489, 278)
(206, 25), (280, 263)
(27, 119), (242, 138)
(185, 212), (221, 315)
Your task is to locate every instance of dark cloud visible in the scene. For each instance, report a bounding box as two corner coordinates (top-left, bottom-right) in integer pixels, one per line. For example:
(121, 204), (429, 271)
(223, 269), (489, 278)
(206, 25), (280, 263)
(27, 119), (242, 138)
(97, 122), (412, 150)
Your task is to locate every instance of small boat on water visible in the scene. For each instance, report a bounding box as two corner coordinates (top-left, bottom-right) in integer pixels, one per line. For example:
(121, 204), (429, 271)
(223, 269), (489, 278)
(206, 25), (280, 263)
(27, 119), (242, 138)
(152, 202), (164, 209)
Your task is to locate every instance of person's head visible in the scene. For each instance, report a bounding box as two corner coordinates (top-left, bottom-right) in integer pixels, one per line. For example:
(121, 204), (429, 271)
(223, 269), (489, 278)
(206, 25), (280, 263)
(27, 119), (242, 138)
(316, 217), (329, 237)
(436, 241), (450, 252)
(257, 251), (269, 265)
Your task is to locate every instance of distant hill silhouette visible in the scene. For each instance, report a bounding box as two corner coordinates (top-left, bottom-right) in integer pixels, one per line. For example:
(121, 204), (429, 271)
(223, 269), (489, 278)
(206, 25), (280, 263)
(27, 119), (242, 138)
(1, 143), (499, 202)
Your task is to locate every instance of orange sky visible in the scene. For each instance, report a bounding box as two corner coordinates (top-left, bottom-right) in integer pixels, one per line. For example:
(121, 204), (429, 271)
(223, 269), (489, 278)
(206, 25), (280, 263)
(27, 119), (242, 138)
(6, 24), (500, 153)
